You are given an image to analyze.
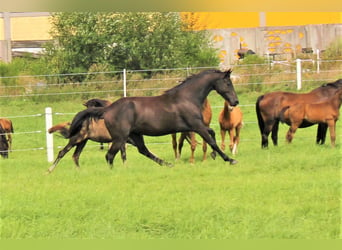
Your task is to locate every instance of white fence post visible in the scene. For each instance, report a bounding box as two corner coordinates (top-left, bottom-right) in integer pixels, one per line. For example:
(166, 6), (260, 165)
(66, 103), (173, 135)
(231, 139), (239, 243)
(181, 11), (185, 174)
(123, 68), (127, 97)
(45, 107), (54, 162)
(296, 58), (302, 90)
(316, 49), (320, 74)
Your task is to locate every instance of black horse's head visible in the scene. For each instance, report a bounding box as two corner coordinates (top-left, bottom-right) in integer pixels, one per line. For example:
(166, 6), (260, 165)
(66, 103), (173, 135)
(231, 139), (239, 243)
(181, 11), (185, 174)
(0, 126), (8, 159)
(213, 69), (239, 107)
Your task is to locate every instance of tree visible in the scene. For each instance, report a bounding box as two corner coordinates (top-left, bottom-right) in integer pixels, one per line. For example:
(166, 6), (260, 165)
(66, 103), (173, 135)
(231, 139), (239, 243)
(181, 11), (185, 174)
(44, 12), (219, 79)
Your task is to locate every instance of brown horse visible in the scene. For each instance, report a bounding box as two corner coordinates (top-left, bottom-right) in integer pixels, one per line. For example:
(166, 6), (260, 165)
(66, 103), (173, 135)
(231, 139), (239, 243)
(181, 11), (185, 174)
(48, 117), (127, 171)
(0, 125), (9, 158)
(171, 98), (212, 163)
(256, 79), (342, 148)
(83, 98), (113, 149)
(218, 101), (243, 155)
(280, 88), (342, 147)
(0, 118), (14, 151)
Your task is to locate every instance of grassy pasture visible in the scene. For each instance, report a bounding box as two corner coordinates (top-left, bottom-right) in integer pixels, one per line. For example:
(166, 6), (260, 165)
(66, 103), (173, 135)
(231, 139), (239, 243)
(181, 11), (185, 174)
(0, 88), (341, 239)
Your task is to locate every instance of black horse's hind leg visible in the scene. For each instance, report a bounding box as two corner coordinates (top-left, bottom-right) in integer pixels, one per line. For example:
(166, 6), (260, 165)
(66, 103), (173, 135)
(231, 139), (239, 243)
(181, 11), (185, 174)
(316, 123), (328, 145)
(271, 120), (279, 146)
(120, 144), (127, 163)
(105, 141), (125, 168)
(130, 133), (172, 167)
(47, 141), (75, 173)
(199, 127), (237, 165)
(72, 140), (88, 169)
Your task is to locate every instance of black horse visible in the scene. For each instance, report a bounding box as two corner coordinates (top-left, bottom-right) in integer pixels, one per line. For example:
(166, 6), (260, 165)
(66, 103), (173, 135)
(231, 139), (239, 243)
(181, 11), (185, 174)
(0, 125), (9, 158)
(47, 69), (239, 173)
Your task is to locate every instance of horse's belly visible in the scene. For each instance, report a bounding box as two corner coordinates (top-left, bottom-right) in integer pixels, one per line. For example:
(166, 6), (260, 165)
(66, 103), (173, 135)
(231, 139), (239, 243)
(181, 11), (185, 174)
(133, 116), (188, 136)
(298, 120), (316, 128)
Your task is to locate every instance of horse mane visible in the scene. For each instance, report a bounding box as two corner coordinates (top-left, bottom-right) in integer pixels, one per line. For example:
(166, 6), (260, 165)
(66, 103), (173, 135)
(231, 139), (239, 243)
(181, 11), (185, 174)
(164, 69), (232, 94)
(320, 79), (342, 88)
(84, 98), (112, 108)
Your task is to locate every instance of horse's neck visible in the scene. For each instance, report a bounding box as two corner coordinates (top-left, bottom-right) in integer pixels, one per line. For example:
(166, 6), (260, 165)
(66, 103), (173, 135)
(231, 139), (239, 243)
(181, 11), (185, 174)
(179, 82), (212, 107)
(333, 91), (342, 109)
(223, 102), (231, 118)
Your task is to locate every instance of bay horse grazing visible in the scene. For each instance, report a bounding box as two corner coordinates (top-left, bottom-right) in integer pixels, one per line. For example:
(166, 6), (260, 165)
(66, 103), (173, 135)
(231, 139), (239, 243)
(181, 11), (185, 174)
(47, 69), (239, 173)
(256, 79), (342, 148)
(280, 88), (342, 147)
(218, 101), (243, 155)
(0, 118), (14, 151)
(47, 117), (126, 172)
(171, 98), (212, 163)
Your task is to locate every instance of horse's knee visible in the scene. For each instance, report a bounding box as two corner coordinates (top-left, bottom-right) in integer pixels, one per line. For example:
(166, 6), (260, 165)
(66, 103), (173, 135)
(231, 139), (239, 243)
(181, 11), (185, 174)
(286, 130), (294, 143)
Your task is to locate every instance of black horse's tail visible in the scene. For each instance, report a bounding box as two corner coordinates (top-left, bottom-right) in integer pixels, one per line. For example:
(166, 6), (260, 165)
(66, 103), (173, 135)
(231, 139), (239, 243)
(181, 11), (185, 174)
(67, 107), (105, 138)
(255, 95), (265, 135)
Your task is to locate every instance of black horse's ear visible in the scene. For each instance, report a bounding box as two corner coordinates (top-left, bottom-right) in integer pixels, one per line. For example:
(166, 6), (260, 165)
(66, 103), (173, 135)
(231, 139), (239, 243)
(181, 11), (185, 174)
(224, 69), (232, 78)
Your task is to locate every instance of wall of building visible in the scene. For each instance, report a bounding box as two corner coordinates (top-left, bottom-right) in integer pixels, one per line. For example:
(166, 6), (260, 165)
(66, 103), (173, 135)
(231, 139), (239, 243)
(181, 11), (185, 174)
(180, 12), (342, 30)
(211, 24), (342, 65)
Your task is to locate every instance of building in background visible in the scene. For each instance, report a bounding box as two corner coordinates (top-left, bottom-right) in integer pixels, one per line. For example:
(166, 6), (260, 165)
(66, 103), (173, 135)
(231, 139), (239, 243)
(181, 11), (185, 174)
(181, 12), (342, 64)
(1, 12), (342, 63)
(0, 12), (51, 62)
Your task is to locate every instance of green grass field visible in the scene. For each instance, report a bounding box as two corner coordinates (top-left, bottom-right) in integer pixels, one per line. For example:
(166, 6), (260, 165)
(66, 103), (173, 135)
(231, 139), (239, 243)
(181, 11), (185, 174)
(0, 90), (341, 239)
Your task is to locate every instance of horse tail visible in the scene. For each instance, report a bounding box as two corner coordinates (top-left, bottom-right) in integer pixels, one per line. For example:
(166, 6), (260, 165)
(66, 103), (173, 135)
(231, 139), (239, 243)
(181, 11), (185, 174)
(48, 122), (71, 138)
(67, 107), (105, 138)
(255, 95), (265, 134)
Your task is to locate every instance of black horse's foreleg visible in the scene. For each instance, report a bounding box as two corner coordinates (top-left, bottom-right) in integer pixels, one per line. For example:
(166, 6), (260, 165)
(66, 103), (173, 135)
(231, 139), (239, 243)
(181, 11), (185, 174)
(198, 127), (237, 165)
(130, 133), (173, 167)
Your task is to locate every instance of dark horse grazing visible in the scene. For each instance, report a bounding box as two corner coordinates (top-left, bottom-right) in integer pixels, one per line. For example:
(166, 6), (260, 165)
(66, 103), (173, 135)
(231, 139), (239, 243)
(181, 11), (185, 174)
(47, 69), (239, 173)
(256, 79), (342, 148)
(0, 125), (9, 158)
(171, 98), (212, 163)
(280, 88), (342, 147)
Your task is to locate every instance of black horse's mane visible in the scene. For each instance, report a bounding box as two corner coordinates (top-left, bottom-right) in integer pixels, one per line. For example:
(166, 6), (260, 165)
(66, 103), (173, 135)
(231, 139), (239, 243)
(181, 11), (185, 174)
(164, 69), (231, 94)
(321, 79), (342, 88)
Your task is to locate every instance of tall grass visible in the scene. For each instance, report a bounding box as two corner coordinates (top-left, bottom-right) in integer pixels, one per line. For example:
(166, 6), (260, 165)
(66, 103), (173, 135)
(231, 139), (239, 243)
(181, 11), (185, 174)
(1, 89), (341, 239)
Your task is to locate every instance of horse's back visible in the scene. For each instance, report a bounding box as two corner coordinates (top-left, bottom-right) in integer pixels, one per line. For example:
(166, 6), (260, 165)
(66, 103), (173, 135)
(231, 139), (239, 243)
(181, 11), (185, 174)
(0, 118), (13, 132)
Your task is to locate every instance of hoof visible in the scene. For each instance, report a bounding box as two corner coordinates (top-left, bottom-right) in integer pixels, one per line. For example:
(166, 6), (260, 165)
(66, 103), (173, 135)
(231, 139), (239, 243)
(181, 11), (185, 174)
(164, 162), (174, 168)
(229, 159), (238, 165)
(210, 151), (216, 160)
